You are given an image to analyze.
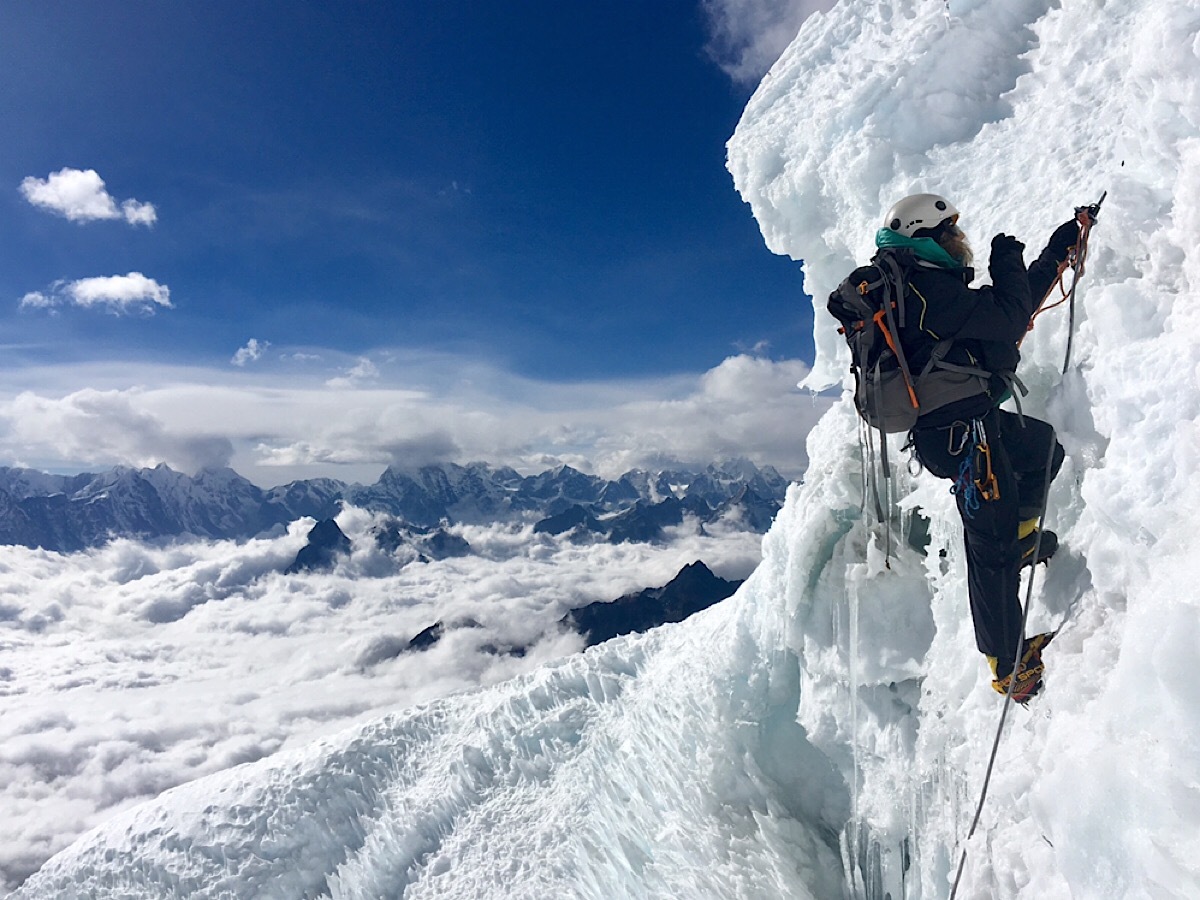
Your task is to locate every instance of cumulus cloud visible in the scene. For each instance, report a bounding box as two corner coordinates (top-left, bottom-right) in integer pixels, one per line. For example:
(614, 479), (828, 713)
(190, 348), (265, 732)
(66, 273), (171, 312)
(17, 292), (53, 310)
(19, 273), (171, 315)
(586, 354), (829, 476)
(121, 199), (158, 226)
(19, 168), (157, 226)
(3, 389), (232, 473)
(701, 0), (835, 85)
(232, 339), (269, 367)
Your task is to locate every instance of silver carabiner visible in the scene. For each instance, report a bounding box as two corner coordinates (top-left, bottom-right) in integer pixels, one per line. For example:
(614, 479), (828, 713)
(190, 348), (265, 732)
(907, 446), (923, 477)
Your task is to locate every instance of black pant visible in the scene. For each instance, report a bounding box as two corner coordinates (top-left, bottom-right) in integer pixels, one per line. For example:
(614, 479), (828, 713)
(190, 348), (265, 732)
(911, 408), (1064, 665)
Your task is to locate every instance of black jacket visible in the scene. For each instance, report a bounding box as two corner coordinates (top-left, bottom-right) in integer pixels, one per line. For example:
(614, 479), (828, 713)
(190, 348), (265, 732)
(903, 219), (1079, 427)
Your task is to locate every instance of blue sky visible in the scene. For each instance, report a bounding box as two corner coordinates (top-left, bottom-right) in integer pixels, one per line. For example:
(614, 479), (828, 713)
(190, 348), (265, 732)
(0, 1), (830, 485)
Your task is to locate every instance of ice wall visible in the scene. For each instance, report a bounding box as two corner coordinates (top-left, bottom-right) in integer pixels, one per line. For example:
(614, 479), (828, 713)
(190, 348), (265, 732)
(728, 0), (1200, 895)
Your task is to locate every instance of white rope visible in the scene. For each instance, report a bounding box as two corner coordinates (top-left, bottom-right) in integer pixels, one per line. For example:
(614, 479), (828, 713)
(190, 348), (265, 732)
(949, 409), (1060, 897)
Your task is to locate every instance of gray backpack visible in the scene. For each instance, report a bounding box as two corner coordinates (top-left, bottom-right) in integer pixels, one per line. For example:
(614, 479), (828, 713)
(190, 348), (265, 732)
(827, 249), (990, 435)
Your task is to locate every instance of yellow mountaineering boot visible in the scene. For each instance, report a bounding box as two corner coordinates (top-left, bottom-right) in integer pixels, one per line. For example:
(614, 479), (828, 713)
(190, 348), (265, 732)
(1018, 517), (1058, 568)
(988, 632), (1055, 703)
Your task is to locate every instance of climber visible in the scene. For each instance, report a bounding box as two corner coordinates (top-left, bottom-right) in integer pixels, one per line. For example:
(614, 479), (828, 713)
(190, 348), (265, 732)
(876, 192), (1092, 702)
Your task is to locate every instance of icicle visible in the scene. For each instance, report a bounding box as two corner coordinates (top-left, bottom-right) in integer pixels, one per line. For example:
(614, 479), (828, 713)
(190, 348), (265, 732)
(849, 577), (860, 833)
(839, 574), (862, 897)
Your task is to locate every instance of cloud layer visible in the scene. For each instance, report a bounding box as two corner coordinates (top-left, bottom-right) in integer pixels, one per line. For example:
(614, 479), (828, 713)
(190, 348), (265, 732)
(20, 168), (157, 226)
(0, 515), (765, 890)
(0, 353), (829, 485)
(5, 388), (233, 472)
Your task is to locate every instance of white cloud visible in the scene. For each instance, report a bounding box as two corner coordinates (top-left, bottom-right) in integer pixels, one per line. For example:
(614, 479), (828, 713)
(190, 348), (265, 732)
(19, 168), (157, 226)
(701, 0), (835, 85)
(4, 389), (232, 473)
(68, 273), (171, 311)
(120, 198), (158, 227)
(17, 292), (54, 310)
(325, 356), (380, 389)
(380, 431), (461, 468)
(19, 273), (171, 315)
(0, 352), (830, 487)
(585, 354), (828, 476)
(233, 354), (827, 480)
(232, 339), (269, 367)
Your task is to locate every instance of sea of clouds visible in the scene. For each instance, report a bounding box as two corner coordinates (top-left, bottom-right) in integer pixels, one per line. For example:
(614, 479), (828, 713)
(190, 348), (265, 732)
(0, 509), (765, 890)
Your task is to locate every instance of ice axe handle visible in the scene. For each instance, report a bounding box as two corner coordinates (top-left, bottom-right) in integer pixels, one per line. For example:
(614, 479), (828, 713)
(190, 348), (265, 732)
(1076, 191), (1106, 225)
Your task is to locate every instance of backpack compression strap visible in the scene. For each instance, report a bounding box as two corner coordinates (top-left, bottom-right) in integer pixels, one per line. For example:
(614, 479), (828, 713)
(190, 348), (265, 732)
(874, 251), (920, 412)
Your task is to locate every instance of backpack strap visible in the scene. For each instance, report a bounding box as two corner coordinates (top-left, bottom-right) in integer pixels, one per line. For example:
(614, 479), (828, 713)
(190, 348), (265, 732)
(872, 251), (921, 413)
(919, 340), (991, 380)
(875, 249), (909, 328)
(991, 371), (1030, 424)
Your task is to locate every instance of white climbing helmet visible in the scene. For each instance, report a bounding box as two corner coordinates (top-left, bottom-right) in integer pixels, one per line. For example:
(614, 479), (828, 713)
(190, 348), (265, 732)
(883, 193), (960, 237)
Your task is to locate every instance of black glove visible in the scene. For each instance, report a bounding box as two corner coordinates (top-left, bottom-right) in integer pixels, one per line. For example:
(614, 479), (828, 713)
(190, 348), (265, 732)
(1075, 203), (1101, 226)
(991, 233), (1025, 256)
(1047, 219), (1080, 258)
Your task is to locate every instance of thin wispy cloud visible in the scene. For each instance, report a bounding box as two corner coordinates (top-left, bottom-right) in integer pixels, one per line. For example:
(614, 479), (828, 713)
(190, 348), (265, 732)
(19, 167), (158, 226)
(701, 0), (835, 85)
(232, 338), (270, 367)
(19, 273), (171, 315)
(325, 356), (380, 389)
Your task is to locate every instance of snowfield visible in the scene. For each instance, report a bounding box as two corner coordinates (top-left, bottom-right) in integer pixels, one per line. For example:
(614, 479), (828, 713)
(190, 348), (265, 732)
(8, 0), (1200, 896)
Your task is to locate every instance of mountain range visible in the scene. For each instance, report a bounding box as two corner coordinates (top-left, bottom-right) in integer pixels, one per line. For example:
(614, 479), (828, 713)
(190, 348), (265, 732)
(0, 459), (791, 552)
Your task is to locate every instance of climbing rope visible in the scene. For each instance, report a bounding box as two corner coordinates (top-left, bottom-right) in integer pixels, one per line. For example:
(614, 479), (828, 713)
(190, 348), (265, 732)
(1024, 193), (1106, 372)
(1059, 197), (1103, 374)
(950, 455), (981, 518)
(949, 419), (999, 518)
(949, 434), (1058, 898)
(948, 197), (1104, 897)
